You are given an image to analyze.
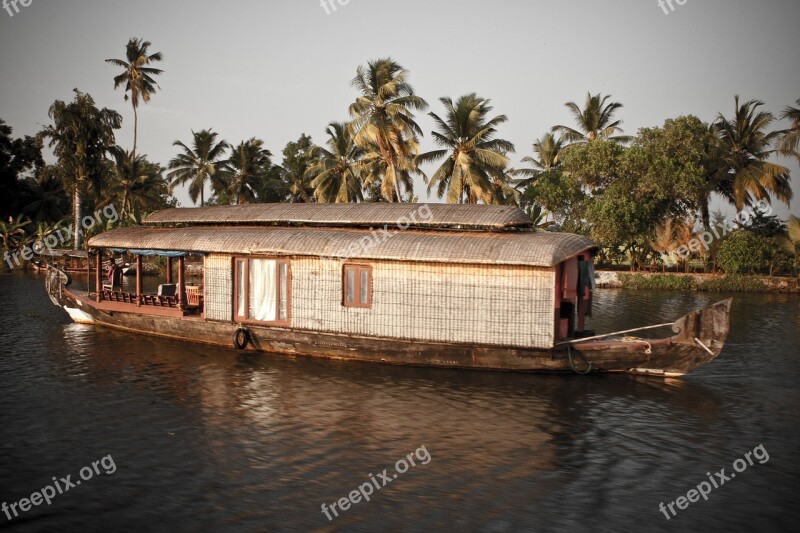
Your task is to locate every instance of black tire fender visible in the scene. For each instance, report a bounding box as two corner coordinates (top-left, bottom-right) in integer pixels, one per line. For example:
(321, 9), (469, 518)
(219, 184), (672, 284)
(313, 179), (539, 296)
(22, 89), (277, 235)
(233, 327), (250, 350)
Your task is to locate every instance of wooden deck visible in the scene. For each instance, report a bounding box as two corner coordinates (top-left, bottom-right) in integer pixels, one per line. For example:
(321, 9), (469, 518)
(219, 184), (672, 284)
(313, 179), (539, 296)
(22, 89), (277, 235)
(68, 289), (204, 319)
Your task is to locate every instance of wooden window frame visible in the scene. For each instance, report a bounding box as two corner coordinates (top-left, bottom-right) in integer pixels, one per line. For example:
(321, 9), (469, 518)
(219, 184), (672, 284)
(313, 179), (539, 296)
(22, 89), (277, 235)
(342, 264), (373, 308)
(233, 257), (292, 326)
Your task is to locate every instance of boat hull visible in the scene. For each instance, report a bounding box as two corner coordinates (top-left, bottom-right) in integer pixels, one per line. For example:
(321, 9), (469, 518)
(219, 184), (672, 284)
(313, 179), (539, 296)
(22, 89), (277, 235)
(48, 279), (732, 377)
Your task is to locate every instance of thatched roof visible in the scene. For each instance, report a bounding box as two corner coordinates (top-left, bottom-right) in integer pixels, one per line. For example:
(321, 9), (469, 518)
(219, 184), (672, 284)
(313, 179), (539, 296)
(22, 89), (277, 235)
(88, 226), (595, 267)
(143, 203), (532, 230)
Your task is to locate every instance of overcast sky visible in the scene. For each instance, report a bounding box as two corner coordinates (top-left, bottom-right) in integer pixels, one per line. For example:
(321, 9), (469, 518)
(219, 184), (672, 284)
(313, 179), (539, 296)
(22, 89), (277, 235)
(1, 0), (798, 218)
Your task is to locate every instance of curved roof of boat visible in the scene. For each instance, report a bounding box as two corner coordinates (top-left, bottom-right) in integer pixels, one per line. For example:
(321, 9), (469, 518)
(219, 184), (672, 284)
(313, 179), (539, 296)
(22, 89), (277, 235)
(142, 203), (532, 230)
(88, 225), (596, 268)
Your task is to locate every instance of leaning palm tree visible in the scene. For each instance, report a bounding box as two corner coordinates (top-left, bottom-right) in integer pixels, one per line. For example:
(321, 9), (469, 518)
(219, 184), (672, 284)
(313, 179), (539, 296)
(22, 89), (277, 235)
(552, 92), (630, 143)
(348, 58), (428, 202)
(418, 94), (515, 204)
(107, 146), (168, 222)
(514, 132), (566, 189)
(217, 138), (272, 205)
(712, 96), (793, 211)
(106, 38), (164, 157)
(306, 122), (366, 203)
(167, 129), (229, 207)
(778, 99), (800, 162)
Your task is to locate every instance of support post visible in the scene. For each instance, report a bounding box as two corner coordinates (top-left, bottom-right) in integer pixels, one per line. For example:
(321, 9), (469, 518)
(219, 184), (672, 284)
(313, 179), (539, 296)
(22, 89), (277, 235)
(136, 254), (143, 307)
(95, 250), (102, 302)
(166, 256), (173, 284)
(178, 256), (186, 309)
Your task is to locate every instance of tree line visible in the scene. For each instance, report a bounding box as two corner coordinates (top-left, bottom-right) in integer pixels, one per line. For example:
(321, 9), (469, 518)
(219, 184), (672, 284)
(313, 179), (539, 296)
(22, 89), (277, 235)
(1, 38), (798, 274)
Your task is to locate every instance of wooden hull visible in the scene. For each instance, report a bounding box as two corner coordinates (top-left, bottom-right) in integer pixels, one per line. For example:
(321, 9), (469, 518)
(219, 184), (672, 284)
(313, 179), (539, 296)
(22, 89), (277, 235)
(46, 270), (731, 378)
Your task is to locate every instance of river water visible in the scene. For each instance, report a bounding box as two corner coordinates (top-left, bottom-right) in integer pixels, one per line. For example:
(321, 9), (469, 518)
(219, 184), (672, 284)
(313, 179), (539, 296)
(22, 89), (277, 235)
(0, 271), (798, 532)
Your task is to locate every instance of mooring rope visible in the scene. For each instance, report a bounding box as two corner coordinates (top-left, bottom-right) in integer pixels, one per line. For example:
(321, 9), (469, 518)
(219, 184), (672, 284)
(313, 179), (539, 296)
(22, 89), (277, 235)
(567, 344), (593, 375)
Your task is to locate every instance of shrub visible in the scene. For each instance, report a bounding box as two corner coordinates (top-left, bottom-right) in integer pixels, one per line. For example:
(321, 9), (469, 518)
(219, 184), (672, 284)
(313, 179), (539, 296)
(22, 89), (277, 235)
(618, 273), (697, 290)
(698, 275), (766, 292)
(718, 231), (768, 274)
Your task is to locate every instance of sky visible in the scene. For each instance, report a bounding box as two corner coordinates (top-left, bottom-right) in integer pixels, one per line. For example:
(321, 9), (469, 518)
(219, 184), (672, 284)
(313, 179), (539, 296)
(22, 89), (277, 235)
(1, 0), (798, 219)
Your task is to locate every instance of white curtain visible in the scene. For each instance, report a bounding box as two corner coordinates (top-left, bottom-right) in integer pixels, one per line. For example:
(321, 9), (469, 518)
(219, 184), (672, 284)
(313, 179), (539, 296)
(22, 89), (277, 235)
(249, 259), (276, 322)
(237, 260), (246, 317)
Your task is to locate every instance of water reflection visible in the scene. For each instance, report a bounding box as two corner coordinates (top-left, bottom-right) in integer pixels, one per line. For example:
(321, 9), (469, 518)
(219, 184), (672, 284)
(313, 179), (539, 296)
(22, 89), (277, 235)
(1, 272), (798, 531)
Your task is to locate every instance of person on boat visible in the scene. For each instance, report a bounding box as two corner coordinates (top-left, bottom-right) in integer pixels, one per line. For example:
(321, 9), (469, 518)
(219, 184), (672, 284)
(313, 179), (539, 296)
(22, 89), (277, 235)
(107, 259), (122, 290)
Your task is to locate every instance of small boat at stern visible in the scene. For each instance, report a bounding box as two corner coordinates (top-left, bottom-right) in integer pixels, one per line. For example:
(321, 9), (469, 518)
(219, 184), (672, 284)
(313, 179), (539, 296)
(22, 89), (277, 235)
(44, 203), (732, 377)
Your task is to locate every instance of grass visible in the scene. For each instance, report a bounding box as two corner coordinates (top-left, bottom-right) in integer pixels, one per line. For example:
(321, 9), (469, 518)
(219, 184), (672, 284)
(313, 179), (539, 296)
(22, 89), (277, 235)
(617, 273), (771, 292)
(617, 273), (697, 291)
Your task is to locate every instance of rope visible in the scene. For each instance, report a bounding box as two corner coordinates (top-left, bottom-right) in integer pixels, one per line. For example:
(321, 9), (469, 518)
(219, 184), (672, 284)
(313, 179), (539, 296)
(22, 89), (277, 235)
(567, 344), (593, 375)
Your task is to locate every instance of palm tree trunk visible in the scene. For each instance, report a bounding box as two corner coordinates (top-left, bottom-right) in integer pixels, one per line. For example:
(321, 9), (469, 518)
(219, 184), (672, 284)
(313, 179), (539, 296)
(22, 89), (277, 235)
(73, 185), (81, 250)
(389, 164), (403, 203)
(132, 102), (138, 158)
(700, 197), (710, 230)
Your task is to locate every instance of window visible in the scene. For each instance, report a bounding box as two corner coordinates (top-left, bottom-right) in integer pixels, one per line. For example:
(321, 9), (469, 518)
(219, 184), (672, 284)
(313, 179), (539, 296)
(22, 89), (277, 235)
(343, 264), (372, 308)
(234, 258), (290, 324)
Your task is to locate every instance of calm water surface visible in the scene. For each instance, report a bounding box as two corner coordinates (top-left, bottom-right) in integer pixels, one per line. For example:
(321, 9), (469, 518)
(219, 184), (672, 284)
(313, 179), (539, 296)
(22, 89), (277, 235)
(1, 271), (798, 532)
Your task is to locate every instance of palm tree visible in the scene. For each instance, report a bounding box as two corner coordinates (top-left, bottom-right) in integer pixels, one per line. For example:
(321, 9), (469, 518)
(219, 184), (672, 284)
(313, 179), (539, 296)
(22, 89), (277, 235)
(306, 122), (365, 203)
(515, 132), (566, 189)
(167, 129), (229, 207)
(778, 99), (800, 162)
(217, 138), (272, 205)
(348, 58), (428, 202)
(39, 89), (122, 249)
(552, 92), (630, 143)
(712, 96), (793, 211)
(418, 94), (515, 204)
(106, 38), (164, 157)
(108, 147), (168, 222)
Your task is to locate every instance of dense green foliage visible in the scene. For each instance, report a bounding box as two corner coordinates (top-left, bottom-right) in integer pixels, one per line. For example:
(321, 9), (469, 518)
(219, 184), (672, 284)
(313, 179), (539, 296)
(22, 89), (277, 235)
(717, 231), (769, 274)
(1, 41), (797, 277)
(617, 274), (696, 291)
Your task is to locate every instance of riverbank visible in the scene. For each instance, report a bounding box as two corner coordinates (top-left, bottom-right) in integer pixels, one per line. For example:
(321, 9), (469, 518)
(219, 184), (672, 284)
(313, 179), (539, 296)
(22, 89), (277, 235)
(596, 271), (799, 292)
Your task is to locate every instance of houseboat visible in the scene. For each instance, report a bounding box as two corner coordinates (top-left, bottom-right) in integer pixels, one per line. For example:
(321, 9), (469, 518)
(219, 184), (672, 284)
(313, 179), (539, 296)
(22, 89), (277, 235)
(45, 203), (732, 377)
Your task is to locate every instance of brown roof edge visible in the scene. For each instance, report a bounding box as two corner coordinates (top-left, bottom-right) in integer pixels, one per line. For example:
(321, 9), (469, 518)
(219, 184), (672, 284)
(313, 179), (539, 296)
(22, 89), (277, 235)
(142, 203), (533, 230)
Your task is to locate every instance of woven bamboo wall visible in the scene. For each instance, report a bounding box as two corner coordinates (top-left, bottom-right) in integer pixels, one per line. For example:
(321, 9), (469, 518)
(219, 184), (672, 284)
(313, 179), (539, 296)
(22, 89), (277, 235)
(291, 258), (555, 349)
(204, 254), (232, 322)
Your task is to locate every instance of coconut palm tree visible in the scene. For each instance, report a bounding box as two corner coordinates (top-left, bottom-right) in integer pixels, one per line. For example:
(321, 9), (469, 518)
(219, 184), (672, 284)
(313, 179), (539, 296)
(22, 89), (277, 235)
(306, 122), (365, 203)
(106, 38), (164, 157)
(217, 138), (272, 205)
(107, 147), (168, 222)
(167, 129), (229, 207)
(514, 132), (566, 189)
(552, 92), (630, 143)
(778, 99), (800, 162)
(418, 94), (515, 204)
(39, 90), (122, 249)
(712, 96), (793, 211)
(348, 58), (427, 202)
